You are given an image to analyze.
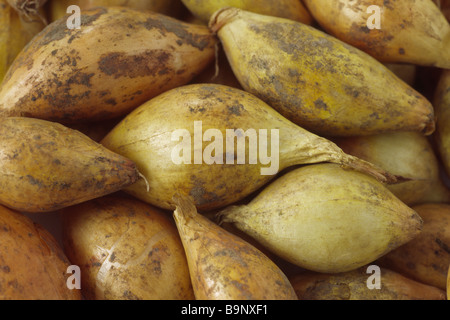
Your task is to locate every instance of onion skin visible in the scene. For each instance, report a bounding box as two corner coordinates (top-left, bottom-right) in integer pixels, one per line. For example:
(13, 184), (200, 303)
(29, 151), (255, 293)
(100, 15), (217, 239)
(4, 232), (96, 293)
(173, 193), (298, 300)
(0, 0), (45, 83)
(101, 83), (399, 212)
(0, 204), (81, 300)
(448, 265), (450, 300)
(0, 6), (217, 123)
(48, 0), (184, 21)
(289, 267), (446, 300)
(181, 0), (313, 24)
(62, 194), (195, 300)
(0, 117), (140, 213)
(6, 0), (48, 20)
(303, 0), (450, 68)
(209, 7), (435, 137)
(334, 132), (450, 206)
(377, 203), (450, 291)
(218, 163), (423, 273)
(435, 70), (450, 178)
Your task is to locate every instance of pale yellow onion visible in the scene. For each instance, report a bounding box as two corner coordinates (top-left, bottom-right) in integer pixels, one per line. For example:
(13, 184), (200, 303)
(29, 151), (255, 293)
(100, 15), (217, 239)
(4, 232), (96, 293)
(173, 193), (298, 300)
(0, 204), (81, 299)
(181, 0), (313, 24)
(209, 7), (434, 137)
(377, 203), (450, 291)
(0, 0), (45, 83)
(0, 7), (217, 122)
(0, 117), (139, 213)
(49, 0), (183, 21)
(101, 83), (399, 212)
(62, 194), (195, 300)
(303, 0), (450, 67)
(218, 163), (423, 273)
(334, 132), (450, 206)
(290, 267), (446, 300)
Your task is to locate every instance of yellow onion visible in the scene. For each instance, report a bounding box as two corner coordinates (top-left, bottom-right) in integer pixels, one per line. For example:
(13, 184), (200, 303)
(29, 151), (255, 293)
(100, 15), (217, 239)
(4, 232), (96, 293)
(172, 193), (298, 300)
(62, 194), (195, 300)
(49, 0), (184, 21)
(377, 203), (450, 291)
(0, 117), (139, 213)
(435, 70), (450, 178)
(0, 0), (45, 83)
(0, 204), (81, 299)
(181, 0), (313, 24)
(290, 266), (446, 300)
(334, 132), (450, 206)
(303, 0), (450, 68)
(209, 7), (435, 137)
(218, 163), (422, 273)
(101, 83), (399, 212)
(0, 6), (217, 123)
